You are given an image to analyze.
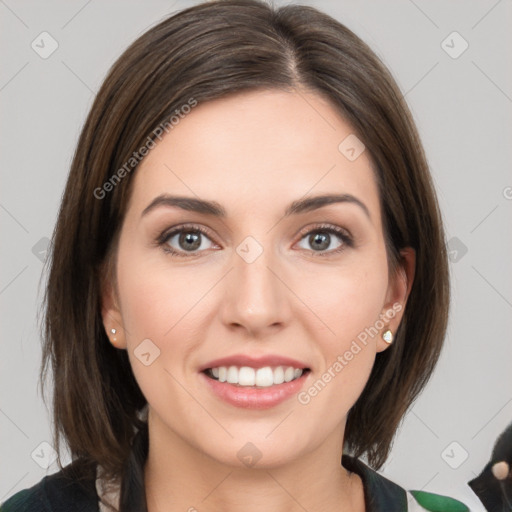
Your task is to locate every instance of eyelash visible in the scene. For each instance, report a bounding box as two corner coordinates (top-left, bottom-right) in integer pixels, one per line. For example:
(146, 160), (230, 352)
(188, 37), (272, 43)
(156, 223), (354, 258)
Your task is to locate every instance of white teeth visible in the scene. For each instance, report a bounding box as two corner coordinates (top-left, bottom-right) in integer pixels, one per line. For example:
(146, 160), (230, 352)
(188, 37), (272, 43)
(238, 366), (255, 386)
(226, 366), (238, 384)
(255, 367), (273, 387)
(208, 365), (305, 387)
(284, 366), (295, 382)
(273, 366), (285, 384)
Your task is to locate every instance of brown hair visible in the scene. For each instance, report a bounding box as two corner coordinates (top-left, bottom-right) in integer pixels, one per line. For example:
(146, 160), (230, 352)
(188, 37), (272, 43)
(40, 0), (449, 508)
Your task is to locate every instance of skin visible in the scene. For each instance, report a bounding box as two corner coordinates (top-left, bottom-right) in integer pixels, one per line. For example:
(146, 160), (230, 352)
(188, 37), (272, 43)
(102, 88), (415, 512)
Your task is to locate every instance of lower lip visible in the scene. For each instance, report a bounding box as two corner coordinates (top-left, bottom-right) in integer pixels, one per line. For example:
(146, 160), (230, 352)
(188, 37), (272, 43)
(199, 370), (310, 409)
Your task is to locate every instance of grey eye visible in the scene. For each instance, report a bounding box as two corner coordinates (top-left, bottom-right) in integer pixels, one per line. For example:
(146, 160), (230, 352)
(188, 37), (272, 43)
(165, 230), (214, 253)
(297, 231), (343, 252)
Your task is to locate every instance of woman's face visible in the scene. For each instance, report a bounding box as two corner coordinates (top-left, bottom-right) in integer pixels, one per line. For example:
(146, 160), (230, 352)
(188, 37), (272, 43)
(102, 88), (412, 469)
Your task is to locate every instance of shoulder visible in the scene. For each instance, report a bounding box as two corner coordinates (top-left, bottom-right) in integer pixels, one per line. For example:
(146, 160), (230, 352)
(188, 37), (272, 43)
(342, 455), (470, 512)
(0, 459), (99, 512)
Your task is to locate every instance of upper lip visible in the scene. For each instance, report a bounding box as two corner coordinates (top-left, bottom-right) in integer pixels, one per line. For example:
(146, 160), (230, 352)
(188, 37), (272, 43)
(199, 354), (311, 372)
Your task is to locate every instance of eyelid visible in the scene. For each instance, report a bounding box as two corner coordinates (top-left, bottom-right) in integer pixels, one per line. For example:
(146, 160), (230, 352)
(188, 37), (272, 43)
(156, 223), (219, 256)
(156, 223), (216, 243)
(295, 222), (352, 241)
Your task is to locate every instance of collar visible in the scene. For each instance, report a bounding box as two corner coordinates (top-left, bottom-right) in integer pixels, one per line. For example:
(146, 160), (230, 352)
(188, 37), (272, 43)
(342, 454), (408, 512)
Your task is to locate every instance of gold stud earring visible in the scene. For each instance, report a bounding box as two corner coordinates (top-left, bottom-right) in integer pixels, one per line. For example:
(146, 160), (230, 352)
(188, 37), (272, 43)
(382, 329), (394, 344)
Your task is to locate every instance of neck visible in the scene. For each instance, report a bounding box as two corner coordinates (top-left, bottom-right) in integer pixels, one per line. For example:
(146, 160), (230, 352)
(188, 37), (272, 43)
(143, 410), (364, 512)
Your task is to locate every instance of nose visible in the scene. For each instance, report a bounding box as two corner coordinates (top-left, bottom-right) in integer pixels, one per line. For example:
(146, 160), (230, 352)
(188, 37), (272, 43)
(219, 238), (291, 338)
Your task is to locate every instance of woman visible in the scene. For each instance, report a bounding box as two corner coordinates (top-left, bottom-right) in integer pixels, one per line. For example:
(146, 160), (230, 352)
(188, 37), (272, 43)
(0, 1), (470, 510)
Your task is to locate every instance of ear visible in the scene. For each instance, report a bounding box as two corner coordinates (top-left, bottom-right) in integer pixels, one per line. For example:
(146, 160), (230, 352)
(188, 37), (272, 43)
(376, 247), (416, 353)
(100, 270), (127, 350)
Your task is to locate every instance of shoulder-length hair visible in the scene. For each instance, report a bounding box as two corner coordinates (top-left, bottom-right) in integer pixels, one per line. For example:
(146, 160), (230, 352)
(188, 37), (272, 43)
(40, 0), (449, 502)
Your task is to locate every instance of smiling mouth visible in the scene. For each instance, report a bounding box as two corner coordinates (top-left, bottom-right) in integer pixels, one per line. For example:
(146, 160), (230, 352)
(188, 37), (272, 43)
(202, 366), (311, 388)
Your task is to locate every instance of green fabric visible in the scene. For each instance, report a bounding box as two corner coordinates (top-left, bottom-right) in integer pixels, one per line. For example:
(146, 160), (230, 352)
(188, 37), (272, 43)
(0, 458), (99, 511)
(0, 489), (37, 512)
(409, 490), (470, 512)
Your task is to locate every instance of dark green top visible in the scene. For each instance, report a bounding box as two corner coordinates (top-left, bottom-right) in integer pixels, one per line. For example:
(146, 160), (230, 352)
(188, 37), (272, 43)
(0, 455), (469, 511)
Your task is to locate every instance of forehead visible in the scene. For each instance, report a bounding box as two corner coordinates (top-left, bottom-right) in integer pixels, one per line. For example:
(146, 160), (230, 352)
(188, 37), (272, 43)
(130, 88), (381, 221)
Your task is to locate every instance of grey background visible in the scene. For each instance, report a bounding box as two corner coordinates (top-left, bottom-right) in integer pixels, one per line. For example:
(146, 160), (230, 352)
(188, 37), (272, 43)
(1, 0), (511, 509)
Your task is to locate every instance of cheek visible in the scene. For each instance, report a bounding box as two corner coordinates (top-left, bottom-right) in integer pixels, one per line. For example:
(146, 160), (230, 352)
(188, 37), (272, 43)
(296, 253), (389, 345)
(295, 252), (388, 396)
(115, 246), (203, 404)
(287, 261), (388, 448)
(116, 235), (195, 339)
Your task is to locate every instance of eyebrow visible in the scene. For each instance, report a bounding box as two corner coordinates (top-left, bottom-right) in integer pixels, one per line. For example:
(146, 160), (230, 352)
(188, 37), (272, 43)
(141, 193), (371, 220)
